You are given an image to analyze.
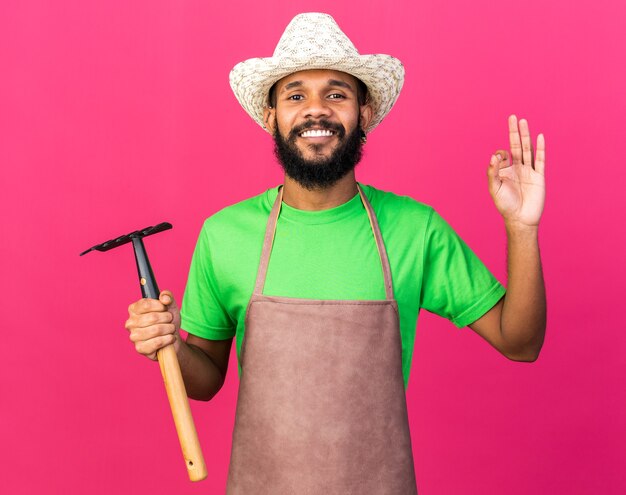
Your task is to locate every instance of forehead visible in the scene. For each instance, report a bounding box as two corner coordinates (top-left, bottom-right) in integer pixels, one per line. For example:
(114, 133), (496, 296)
(274, 69), (358, 92)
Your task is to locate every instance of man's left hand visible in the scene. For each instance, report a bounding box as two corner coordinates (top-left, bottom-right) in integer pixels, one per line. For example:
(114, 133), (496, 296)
(487, 115), (546, 229)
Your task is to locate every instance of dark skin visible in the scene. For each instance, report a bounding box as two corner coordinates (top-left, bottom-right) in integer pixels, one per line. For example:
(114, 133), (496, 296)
(126, 292), (230, 400)
(126, 69), (546, 400)
(263, 70), (373, 210)
(126, 70), (373, 399)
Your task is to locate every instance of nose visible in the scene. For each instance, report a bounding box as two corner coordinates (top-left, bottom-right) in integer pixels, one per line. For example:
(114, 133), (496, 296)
(303, 94), (331, 119)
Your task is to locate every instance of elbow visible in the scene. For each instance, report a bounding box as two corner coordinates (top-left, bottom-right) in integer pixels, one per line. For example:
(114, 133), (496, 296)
(503, 340), (544, 363)
(500, 320), (546, 363)
(188, 382), (225, 402)
(184, 370), (227, 402)
(506, 350), (540, 363)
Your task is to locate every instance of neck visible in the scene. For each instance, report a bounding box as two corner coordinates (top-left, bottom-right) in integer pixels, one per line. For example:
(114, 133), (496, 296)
(282, 172), (358, 210)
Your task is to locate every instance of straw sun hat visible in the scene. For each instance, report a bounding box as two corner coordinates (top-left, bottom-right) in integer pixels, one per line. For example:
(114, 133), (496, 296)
(229, 13), (405, 134)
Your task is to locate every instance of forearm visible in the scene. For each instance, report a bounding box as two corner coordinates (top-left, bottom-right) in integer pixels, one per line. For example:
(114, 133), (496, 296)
(175, 338), (226, 401)
(500, 223), (546, 361)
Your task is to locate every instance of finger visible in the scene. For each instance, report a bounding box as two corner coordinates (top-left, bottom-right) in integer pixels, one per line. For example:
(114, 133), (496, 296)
(128, 298), (167, 316)
(508, 115), (522, 165)
(487, 154), (502, 197)
(535, 133), (546, 176)
(129, 323), (176, 343)
(493, 149), (510, 168)
(139, 311), (174, 328)
(124, 310), (173, 332)
(134, 334), (176, 359)
(519, 118), (533, 166)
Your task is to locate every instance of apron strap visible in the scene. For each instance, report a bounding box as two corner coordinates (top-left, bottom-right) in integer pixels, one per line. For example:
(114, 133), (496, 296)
(253, 184), (395, 300)
(357, 185), (394, 300)
(253, 186), (284, 296)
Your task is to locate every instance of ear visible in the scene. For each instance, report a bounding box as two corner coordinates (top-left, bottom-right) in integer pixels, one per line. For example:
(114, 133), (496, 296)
(263, 107), (276, 135)
(359, 103), (373, 132)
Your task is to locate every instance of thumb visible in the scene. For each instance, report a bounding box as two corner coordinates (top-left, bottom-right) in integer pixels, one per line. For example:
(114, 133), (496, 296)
(487, 154), (502, 197)
(159, 290), (181, 334)
(159, 290), (179, 312)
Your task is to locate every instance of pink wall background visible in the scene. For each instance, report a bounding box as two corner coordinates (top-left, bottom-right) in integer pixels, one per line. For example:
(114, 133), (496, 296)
(1, 1), (624, 493)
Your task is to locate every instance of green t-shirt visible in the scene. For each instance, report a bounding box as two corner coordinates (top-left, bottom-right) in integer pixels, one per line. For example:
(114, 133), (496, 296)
(180, 184), (505, 387)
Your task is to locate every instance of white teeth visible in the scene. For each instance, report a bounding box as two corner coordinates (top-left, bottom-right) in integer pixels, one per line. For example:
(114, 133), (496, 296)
(300, 129), (334, 137)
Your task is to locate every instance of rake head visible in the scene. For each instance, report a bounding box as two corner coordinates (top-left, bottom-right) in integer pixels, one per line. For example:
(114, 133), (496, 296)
(79, 222), (172, 256)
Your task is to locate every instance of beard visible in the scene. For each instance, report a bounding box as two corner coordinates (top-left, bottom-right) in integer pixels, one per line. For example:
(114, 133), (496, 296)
(273, 118), (363, 190)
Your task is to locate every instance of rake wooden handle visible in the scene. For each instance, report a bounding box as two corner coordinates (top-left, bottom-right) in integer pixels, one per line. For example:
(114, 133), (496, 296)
(157, 344), (207, 481)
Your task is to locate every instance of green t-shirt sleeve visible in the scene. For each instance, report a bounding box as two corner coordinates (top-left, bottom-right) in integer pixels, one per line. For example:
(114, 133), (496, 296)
(180, 222), (236, 340)
(420, 209), (506, 328)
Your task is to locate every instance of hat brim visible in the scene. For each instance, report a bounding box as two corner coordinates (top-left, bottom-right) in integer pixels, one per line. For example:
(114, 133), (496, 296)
(229, 53), (404, 133)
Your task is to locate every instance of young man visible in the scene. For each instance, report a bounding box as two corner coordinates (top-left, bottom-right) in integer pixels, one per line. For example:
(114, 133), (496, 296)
(125, 13), (546, 494)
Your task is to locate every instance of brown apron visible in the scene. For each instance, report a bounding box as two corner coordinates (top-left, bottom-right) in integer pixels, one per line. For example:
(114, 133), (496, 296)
(226, 185), (417, 494)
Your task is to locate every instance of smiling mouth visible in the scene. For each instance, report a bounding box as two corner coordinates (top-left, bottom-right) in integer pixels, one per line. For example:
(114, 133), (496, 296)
(299, 129), (335, 138)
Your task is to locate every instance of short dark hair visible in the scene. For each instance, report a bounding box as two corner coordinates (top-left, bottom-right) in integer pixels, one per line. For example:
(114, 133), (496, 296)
(268, 77), (369, 108)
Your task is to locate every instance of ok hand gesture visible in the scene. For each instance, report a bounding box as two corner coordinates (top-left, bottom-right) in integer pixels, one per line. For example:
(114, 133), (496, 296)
(488, 115), (546, 229)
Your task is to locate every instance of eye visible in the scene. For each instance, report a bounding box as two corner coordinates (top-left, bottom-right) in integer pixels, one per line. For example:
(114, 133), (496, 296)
(287, 94), (303, 101)
(328, 93), (346, 100)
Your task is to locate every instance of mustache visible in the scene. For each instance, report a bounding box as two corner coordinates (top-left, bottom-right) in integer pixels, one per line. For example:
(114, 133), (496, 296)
(288, 119), (346, 141)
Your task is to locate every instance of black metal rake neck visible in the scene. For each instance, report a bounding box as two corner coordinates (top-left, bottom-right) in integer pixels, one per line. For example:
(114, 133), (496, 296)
(80, 222), (172, 300)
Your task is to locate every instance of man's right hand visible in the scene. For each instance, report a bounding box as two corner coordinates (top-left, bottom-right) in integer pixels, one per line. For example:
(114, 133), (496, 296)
(125, 290), (181, 360)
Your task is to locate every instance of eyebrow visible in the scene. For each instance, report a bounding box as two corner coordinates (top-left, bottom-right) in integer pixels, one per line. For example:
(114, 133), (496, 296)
(282, 81), (303, 91)
(328, 79), (354, 91)
(280, 79), (355, 92)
